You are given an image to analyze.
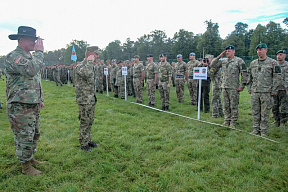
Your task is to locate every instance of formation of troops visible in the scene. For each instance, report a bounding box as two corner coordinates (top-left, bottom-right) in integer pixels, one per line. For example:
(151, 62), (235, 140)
(40, 44), (288, 138)
(2, 25), (287, 176)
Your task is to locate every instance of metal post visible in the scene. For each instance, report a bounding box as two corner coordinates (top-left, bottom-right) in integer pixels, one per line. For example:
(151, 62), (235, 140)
(197, 79), (202, 120)
(124, 75), (127, 101)
(106, 75), (109, 96)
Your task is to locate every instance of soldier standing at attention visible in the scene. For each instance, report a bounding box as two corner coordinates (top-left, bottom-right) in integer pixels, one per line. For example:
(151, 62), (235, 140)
(133, 55), (145, 103)
(110, 59), (117, 94)
(175, 54), (188, 103)
(5, 26), (46, 175)
(247, 43), (282, 137)
(75, 46), (99, 151)
(272, 50), (288, 127)
(115, 61), (125, 99)
(187, 52), (201, 105)
(210, 46), (247, 128)
(158, 53), (172, 110)
(146, 54), (158, 107)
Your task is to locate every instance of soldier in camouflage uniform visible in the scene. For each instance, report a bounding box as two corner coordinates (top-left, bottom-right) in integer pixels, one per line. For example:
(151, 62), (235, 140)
(75, 46), (99, 151)
(272, 50), (288, 127)
(158, 53), (172, 110)
(247, 43), (282, 137)
(53, 64), (63, 86)
(187, 52), (201, 105)
(133, 55), (145, 103)
(146, 54), (158, 107)
(115, 61), (125, 99)
(207, 54), (223, 118)
(210, 46), (247, 128)
(127, 61), (133, 96)
(175, 54), (188, 103)
(110, 59), (117, 94)
(5, 26), (46, 175)
(96, 61), (104, 94)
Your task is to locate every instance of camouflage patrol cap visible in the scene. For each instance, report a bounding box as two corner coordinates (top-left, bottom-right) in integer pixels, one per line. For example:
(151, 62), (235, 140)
(256, 43), (267, 49)
(134, 55), (140, 58)
(86, 46), (100, 54)
(276, 50), (287, 54)
(225, 46), (235, 50)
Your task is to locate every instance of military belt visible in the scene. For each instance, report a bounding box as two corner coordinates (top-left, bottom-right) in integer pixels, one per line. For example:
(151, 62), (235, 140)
(188, 76), (193, 79)
(176, 75), (184, 78)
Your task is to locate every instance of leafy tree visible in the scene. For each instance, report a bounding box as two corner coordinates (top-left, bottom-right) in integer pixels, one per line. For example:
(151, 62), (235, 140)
(249, 24), (267, 56)
(283, 17), (288, 27)
(172, 29), (196, 60)
(223, 22), (248, 56)
(122, 38), (135, 60)
(265, 21), (285, 55)
(104, 40), (123, 61)
(197, 20), (222, 58)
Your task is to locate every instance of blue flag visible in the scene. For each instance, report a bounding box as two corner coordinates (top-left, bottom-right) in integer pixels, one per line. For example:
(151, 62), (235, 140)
(71, 45), (77, 62)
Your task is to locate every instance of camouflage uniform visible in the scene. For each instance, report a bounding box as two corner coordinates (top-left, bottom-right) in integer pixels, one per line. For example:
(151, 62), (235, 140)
(133, 61), (144, 103)
(116, 66), (125, 99)
(187, 59), (201, 105)
(247, 57), (282, 135)
(75, 59), (97, 147)
(210, 68), (223, 117)
(146, 62), (158, 106)
(211, 56), (247, 125)
(5, 46), (44, 163)
(96, 63), (103, 93)
(158, 61), (172, 110)
(171, 63), (176, 87)
(175, 61), (187, 103)
(53, 65), (63, 86)
(272, 60), (288, 126)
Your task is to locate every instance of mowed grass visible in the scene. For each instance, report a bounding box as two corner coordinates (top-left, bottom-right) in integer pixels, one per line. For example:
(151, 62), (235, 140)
(0, 78), (287, 191)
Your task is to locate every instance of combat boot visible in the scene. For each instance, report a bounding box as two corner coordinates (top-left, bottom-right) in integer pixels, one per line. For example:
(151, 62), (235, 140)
(30, 158), (47, 165)
(88, 141), (99, 148)
(161, 106), (166, 110)
(22, 161), (42, 176)
(166, 106), (169, 111)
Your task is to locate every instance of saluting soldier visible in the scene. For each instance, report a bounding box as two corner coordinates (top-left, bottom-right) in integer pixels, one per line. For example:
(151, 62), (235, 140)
(5, 26), (46, 175)
(210, 46), (248, 128)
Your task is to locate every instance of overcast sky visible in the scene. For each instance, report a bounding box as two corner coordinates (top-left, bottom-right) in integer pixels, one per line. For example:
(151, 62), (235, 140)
(0, 0), (287, 56)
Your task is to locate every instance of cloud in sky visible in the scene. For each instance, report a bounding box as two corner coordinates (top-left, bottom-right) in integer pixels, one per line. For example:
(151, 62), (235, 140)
(0, 0), (287, 56)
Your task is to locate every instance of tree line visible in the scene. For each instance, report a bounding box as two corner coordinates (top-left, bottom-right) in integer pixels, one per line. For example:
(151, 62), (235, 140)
(0, 19), (287, 67)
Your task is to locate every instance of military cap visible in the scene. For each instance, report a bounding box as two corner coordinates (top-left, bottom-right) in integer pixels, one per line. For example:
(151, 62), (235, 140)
(225, 46), (235, 50)
(131, 58), (134, 61)
(256, 43), (267, 49)
(117, 60), (123, 64)
(276, 50), (287, 54)
(159, 53), (167, 57)
(147, 54), (153, 57)
(177, 54), (182, 58)
(134, 55), (140, 58)
(9, 26), (38, 40)
(86, 46), (99, 53)
(205, 54), (214, 58)
(189, 52), (196, 56)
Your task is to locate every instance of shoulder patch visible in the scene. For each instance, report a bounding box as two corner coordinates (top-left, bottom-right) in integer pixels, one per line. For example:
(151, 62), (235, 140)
(20, 58), (27, 64)
(15, 56), (22, 64)
(275, 65), (281, 73)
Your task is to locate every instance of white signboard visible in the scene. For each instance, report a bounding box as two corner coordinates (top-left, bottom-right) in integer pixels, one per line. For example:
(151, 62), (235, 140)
(104, 68), (108, 75)
(122, 67), (127, 76)
(193, 67), (207, 80)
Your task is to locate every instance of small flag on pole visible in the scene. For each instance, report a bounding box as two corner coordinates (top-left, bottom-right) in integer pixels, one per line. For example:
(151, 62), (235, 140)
(71, 45), (77, 62)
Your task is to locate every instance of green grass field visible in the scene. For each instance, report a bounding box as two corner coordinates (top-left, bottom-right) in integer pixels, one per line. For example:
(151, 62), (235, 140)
(0, 78), (287, 191)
